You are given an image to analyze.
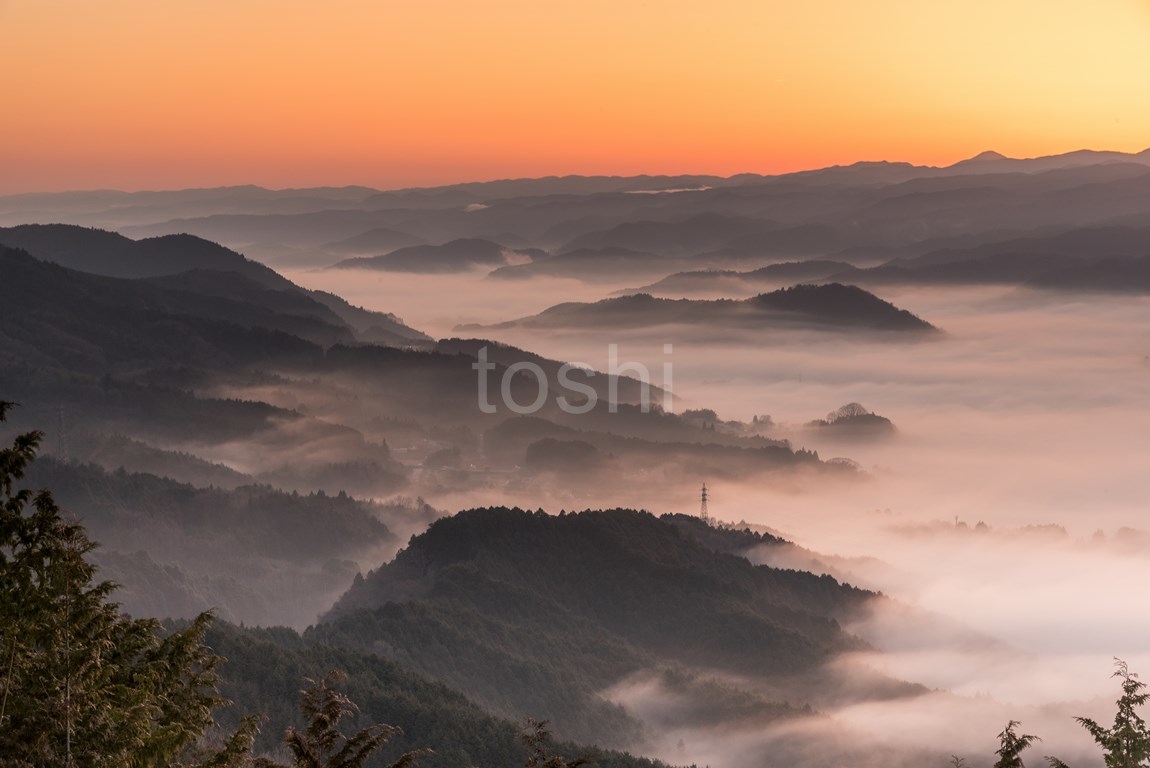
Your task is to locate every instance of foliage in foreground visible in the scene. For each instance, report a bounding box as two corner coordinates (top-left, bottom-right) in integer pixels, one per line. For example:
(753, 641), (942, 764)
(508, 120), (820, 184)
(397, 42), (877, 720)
(0, 400), (427, 768)
(257, 671), (422, 768)
(968, 660), (1150, 768)
(0, 400), (226, 767)
(992, 721), (1040, 768)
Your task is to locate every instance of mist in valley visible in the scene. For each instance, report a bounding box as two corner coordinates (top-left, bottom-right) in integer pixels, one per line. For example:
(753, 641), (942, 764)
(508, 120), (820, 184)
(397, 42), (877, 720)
(6, 159), (1150, 767)
(269, 263), (1150, 766)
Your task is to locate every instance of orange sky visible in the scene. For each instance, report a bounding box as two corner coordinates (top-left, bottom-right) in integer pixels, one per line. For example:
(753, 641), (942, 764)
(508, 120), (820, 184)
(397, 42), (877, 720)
(3, 0), (1150, 193)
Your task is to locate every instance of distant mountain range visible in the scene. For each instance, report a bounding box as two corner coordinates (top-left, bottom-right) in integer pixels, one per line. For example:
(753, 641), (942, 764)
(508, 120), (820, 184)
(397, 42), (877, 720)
(849, 225), (1150, 292)
(947, 147), (1150, 174)
(7, 147), (1150, 280)
(559, 212), (776, 259)
(462, 283), (937, 334)
(626, 226), (1150, 295)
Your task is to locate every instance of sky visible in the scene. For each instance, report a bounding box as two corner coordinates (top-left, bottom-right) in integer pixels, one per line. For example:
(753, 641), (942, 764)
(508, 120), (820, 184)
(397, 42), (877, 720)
(4, 0), (1150, 193)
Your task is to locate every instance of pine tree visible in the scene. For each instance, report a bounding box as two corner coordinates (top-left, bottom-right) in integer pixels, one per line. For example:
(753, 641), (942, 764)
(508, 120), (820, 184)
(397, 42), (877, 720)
(1047, 659), (1150, 768)
(994, 720), (1040, 768)
(522, 719), (590, 768)
(0, 401), (231, 767)
(277, 671), (424, 768)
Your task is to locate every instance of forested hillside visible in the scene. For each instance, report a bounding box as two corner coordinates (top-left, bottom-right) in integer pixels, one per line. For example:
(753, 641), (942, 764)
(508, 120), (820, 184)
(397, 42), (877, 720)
(317, 507), (882, 746)
(21, 457), (429, 626)
(204, 622), (668, 768)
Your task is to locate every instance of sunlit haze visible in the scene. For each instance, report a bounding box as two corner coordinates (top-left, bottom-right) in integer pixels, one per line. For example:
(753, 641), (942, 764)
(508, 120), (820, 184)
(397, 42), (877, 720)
(4, 0), (1150, 192)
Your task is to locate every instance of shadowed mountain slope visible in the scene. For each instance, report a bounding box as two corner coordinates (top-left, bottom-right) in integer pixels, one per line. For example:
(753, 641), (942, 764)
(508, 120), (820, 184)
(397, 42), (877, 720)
(316, 507), (885, 744)
(0, 224), (431, 344)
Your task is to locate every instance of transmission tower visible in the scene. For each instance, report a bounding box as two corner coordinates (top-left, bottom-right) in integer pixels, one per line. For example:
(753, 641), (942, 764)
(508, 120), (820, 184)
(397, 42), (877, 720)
(700, 482), (710, 524)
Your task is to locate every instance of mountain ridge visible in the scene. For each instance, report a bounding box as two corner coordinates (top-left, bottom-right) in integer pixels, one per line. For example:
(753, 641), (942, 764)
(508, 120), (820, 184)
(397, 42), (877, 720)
(0, 224), (432, 344)
(316, 506), (890, 745)
(461, 283), (937, 334)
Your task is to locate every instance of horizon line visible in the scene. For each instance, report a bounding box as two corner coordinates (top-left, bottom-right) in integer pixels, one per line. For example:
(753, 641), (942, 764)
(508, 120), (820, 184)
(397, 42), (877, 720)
(5, 145), (1150, 198)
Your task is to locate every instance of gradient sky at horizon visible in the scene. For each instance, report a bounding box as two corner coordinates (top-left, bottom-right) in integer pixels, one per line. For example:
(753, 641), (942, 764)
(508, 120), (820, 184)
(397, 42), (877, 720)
(4, 0), (1150, 193)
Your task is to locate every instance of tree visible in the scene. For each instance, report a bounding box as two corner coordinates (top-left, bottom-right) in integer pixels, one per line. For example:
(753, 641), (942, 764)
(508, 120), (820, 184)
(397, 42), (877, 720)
(0, 401), (451, 768)
(1047, 659), (1150, 768)
(827, 403), (870, 422)
(0, 400), (233, 767)
(994, 720), (1040, 768)
(181, 716), (269, 768)
(522, 719), (590, 768)
(277, 671), (424, 768)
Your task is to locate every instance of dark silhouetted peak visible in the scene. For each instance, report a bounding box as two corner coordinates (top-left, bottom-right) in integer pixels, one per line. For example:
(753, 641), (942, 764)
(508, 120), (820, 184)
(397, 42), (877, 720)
(964, 150), (1009, 163)
(750, 283), (937, 331)
(0, 223), (291, 288)
(464, 283), (936, 333)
